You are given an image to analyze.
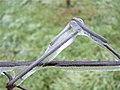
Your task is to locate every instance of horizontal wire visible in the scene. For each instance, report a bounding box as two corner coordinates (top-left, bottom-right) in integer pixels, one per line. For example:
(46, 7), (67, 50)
(0, 60), (120, 67)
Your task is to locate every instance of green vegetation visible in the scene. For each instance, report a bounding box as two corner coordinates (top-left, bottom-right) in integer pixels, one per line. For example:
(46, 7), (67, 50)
(0, 0), (120, 90)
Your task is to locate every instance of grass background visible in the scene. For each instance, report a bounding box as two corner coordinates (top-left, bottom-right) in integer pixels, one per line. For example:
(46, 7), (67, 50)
(0, 0), (120, 90)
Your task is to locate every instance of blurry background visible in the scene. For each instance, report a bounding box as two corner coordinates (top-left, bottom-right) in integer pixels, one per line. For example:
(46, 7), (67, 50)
(0, 0), (120, 90)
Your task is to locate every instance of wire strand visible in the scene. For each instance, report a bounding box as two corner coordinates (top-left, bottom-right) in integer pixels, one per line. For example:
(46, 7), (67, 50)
(0, 60), (120, 67)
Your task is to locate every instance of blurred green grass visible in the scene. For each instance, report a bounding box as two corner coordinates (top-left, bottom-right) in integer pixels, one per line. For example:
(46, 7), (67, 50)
(0, 0), (120, 90)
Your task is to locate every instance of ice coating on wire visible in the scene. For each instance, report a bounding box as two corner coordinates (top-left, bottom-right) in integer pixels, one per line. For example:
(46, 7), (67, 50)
(0, 67), (13, 73)
(70, 18), (120, 59)
(7, 21), (78, 86)
(17, 22), (78, 84)
(0, 66), (27, 84)
(43, 25), (76, 63)
(70, 18), (107, 45)
(60, 65), (120, 72)
(7, 17), (120, 87)
(0, 18), (83, 83)
(43, 18), (86, 63)
(71, 17), (108, 43)
(16, 22), (77, 85)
